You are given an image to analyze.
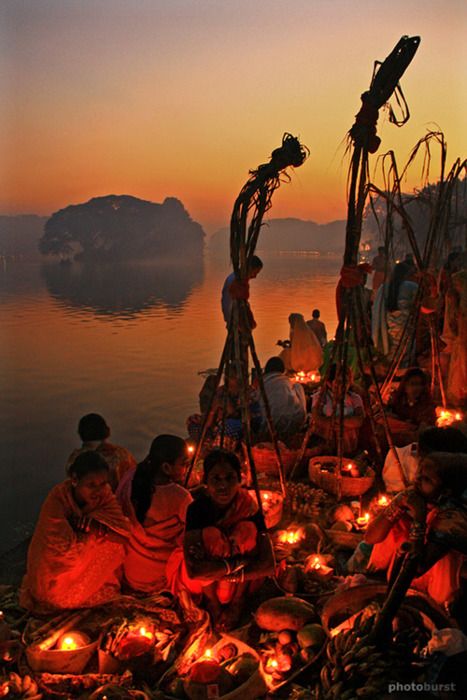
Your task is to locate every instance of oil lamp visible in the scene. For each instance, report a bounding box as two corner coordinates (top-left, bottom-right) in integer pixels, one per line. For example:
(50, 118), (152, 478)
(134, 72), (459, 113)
(56, 632), (91, 651)
(355, 512), (370, 530)
(118, 623), (155, 660)
(305, 554), (333, 577)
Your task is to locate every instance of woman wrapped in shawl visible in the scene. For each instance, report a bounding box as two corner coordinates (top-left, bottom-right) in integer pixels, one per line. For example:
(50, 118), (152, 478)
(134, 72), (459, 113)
(20, 452), (130, 613)
(383, 367), (436, 446)
(116, 434), (192, 593)
(279, 313), (323, 373)
(365, 452), (467, 608)
(175, 449), (274, 629)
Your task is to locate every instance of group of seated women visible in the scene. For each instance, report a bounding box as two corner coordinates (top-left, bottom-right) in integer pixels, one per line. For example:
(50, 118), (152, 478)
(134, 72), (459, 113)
(21, 434), (274, 630)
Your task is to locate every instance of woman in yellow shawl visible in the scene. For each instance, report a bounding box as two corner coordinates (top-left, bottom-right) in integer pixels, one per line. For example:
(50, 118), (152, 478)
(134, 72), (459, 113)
(20, 452), (130, 613)
(279, 313), (323, 373)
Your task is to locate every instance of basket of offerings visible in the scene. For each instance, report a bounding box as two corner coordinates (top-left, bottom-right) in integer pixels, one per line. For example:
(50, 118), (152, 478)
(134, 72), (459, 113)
(164, 633), (268, 700)
(251, 442), (298, 476)
(248, 596), (328, 691)
(323, 502), (367, 549)
(309, 456), (375, 497)
(25, 629), (99, 674)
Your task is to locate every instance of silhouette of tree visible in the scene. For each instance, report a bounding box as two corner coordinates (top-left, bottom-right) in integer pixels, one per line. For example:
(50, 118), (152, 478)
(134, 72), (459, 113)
(39, 195), (205, 261)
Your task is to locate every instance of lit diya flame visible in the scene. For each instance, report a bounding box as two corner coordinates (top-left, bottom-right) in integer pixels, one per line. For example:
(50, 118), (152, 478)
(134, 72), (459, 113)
(436, 407), (463, 428)
(278, 527), (304, 544)
(56, 632), (90, 651)
(138, 626), (154, 640)
(266, 657), (279, 672)
(293, 370), (320, 383)
(305, 554), (334, 576)
(378, 495), (389, 507)
(356, 512), (370, 528)
(187, 444), (195, 455)
(203, 648), (212, 659)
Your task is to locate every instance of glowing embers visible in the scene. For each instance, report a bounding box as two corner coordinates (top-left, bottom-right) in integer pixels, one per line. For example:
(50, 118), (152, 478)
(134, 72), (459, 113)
(292, 370), (320, 384)
(277, 527), (305, 545)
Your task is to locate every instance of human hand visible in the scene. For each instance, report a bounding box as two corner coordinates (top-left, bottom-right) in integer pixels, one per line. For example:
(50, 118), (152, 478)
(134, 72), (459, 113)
(393, 489), (426, 519)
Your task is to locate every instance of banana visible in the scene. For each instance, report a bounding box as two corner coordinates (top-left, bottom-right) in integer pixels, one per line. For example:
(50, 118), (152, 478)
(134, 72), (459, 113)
(21, 675), (32, 692)
(320, 663), (332, 691)
(356, 687), (382, 697)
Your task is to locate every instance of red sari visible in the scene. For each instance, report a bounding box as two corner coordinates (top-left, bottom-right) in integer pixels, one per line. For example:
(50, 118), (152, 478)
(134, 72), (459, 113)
(20, 480), (130, 613)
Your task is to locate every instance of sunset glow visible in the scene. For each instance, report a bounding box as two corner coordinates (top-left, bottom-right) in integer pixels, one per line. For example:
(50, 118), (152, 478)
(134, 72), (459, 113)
(1, 0), (466, 232)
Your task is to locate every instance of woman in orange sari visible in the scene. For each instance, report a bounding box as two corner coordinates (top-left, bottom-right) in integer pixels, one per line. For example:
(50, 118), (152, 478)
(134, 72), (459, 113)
(365, 452), (467, 608)
(20, 452), (130, 613)
(175, 449), (275, 629)
(117, 434), (192, 593)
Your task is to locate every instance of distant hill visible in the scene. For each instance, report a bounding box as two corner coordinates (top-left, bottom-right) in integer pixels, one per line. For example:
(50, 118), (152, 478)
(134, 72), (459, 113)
(0, 215), (48, 259)
(40, 195), (205, 261)
(208, 217), (346, 255)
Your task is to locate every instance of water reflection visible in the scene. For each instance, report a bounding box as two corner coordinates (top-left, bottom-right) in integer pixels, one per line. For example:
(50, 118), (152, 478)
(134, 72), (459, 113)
(41, 258), (204, 317)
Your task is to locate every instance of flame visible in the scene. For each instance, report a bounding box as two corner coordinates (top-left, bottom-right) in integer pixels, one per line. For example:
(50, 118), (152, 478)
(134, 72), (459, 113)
(308, 555), (322, 571)
(204, 648), (212, 659)
(278, 527), (304, 544)
(59, 636), (78, 651)
(436, 406), (463, 427)
(187, 445), (195, 454)
(139, 627), (153, 640)
(343, 463), (353, 472)
(266, 657), (279, 671)
(378, 495), (389, 506)
(356, 512), (370, 527)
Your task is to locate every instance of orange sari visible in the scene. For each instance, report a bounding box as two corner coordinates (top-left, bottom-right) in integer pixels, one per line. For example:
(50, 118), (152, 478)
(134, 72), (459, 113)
(20, 480), (130, 613)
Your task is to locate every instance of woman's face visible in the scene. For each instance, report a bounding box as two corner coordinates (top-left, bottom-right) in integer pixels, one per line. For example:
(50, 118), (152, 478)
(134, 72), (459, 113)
(165, 451), (190, 484)
(404, 375), (425, 401)
(72, 470), (110, 508)
(414, 458), (443, 502)
(206, 462), (240, 507)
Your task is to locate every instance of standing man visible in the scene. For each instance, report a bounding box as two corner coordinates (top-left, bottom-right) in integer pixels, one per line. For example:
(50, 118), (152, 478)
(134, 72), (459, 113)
(221, 255), (263, 327)
(371, 246), (387, 296)
(306, 309), (327, 348)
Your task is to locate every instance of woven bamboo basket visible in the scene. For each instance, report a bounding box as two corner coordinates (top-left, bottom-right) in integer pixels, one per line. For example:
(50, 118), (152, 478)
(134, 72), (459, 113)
(251, 443), (298, 477)
(308, 456), (375, 497)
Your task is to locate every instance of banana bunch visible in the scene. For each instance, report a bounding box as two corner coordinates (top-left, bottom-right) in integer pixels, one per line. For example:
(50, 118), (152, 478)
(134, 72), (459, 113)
(314, 613), (416, 700)
(4, 672), (42, 699)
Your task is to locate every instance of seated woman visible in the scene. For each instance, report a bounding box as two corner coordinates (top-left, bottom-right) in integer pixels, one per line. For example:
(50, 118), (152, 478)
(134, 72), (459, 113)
(279, 313), (323, 373)
(310, 363), (364, 456)
(116, 434), (192, 593)
(20, 452), (130, 613)
(383, 368), (436, 446)
(365, 451), (467, 608)
(178, 449), (275, 629)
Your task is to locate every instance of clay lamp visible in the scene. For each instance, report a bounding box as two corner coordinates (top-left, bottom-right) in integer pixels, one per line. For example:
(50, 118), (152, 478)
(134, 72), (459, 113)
(56, 632), (91, 651)
(305, 554), (333, 578)
(355, 512), (370, 530)
(342, 461), (360, 478)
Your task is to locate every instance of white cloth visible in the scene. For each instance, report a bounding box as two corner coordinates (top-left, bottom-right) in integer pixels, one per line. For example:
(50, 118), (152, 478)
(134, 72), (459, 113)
(261, 372), (306, 435)
(382, 442), (418, 493)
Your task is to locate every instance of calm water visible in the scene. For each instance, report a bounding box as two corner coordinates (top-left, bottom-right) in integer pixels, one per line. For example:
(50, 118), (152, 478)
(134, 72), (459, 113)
(0, 252), (339, 553)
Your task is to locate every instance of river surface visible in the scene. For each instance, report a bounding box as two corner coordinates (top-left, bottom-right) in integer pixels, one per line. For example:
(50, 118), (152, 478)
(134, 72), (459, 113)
(0, 252), (339, 553)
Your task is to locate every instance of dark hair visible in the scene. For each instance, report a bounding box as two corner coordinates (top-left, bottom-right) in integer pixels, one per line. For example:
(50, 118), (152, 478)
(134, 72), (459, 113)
(387, 262), (413, 312)
(78, 413), (110, 442)
(69, 451), (109, 480)
(203, 448), (242, 482)
(378, 246), (385, 253)
(249, 255), (263, 271)
(264, 356), (285, 374)
(424, 452), (467, 495)
(418, 427), (467, 457)
(312, 309), (320, 318)
(392, 368), (429, 405)
(131, 434), (186, 524)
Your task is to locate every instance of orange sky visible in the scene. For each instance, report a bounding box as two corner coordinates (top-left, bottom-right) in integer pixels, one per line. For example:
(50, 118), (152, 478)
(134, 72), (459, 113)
(1, 0), (466, 233)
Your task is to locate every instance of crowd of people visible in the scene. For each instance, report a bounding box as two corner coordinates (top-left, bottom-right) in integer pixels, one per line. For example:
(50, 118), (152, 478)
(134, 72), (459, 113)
(19, 248), (467, 628)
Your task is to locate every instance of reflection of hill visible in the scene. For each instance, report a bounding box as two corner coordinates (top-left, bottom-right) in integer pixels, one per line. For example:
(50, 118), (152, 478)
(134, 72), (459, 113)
(42, 259), (203, 316)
